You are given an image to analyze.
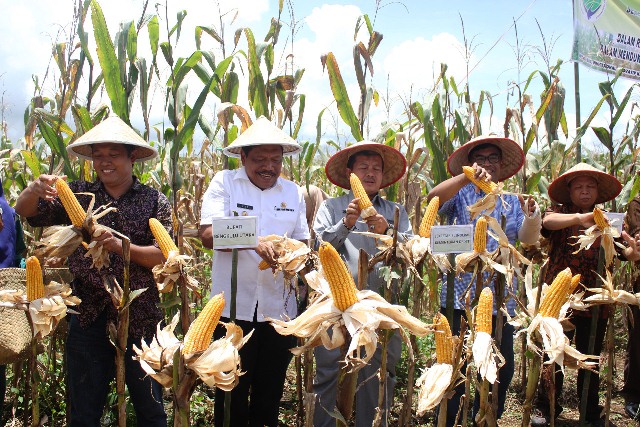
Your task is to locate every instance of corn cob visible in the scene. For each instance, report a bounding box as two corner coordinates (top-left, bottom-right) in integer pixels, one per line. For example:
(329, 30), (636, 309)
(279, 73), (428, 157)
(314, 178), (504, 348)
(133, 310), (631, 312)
(476, 287), (494, 334)
(319, 242), (359, 311)
(593, 208), (609, 229)
(538, 268), (578, 318)
(258, 260), (271, 270)
(571, 273), (581, 290)
(26, 256), (45, 301)
(182, 292), (225, 354)
(434, 313), (454, 365)
(149, 218), (178, 259)
(419, 196), (440, 238)
(349, 173), (378, 219)
(473, 216), (488, 252)
(462, 165), (498, 194)
(55, 178), (86, 227)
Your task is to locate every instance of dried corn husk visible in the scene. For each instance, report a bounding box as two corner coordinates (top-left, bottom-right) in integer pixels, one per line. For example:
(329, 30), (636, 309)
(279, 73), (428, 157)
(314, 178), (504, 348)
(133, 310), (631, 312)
(415, 363), (454, 415)
(0, 280), (80, 339)
(134, 314), (252, 390)
(259, 234), (314, 280)
(152, 249), (199, 293)
(268, 268), (431, 370)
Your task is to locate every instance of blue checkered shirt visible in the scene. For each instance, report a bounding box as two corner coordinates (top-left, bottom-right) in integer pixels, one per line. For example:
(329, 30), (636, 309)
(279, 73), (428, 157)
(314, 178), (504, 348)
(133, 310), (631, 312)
(439, 183), (525, 315)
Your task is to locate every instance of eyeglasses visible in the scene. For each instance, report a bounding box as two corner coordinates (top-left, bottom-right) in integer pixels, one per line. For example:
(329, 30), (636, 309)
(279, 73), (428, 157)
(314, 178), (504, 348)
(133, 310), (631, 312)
(471, 154), (501, 165)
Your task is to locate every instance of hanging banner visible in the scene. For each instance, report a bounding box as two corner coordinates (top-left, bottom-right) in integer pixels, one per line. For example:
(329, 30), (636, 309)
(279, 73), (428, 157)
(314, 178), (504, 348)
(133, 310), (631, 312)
(572, 0), (640, 80)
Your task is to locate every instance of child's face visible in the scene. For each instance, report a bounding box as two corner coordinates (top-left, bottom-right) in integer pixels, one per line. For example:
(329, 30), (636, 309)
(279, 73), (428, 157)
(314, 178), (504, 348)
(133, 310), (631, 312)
(568, 175), (599, 211)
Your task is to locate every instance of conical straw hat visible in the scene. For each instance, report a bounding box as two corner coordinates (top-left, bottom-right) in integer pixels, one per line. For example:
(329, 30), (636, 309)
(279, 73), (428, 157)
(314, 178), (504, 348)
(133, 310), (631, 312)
(67, 115), (157, 162)
(223, 116), (302, 158)
(547, 162), (621, 204)
(447, 135), (524, 181)
(324, 140), (407, 189)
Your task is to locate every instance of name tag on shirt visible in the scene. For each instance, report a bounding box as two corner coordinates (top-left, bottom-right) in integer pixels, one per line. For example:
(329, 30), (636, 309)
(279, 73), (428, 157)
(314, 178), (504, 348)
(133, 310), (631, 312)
(212, 216), (258, 249)
(430, 225), (474, 254)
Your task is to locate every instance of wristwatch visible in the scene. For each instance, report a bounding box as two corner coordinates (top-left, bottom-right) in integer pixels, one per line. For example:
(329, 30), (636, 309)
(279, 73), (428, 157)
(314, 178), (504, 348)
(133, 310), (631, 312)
(384, 226), (394, 237)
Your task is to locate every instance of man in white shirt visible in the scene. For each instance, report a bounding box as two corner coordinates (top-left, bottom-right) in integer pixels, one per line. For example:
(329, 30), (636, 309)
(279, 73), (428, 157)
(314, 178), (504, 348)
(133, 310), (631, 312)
(199, 117), (310, 427)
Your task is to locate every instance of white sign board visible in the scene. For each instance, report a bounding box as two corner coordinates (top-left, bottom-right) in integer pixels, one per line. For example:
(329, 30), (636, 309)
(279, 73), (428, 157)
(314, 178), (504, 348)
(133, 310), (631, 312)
(211, 216), (259, 249)
(430, 225), (474, 254)
(606, 212), (625, 234)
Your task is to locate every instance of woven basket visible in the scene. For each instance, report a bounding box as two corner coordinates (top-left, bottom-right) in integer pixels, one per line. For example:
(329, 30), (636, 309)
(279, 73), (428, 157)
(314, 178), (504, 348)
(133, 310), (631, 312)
(0, 268), (32, 364)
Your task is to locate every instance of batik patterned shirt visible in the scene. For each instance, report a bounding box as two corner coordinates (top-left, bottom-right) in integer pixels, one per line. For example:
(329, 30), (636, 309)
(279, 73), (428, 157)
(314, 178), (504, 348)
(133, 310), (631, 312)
(27, 177), (171, 341)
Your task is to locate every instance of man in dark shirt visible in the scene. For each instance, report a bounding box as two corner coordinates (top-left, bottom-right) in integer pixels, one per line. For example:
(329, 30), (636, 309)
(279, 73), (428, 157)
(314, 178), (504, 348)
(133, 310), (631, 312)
(15, 116), (169, 426)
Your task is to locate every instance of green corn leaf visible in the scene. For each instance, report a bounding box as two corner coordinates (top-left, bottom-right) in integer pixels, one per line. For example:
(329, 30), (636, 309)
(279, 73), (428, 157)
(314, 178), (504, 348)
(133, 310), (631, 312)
(612, 83), (638, 128)
(195, 26), (223, 49)
(21, 150), (42, 178)
(293, 94), (305, 139)
(591, 126), (612, 150)
(325, 52), (362, 141)
(126, 21), (137, 64)
(148, 16), (159, 58)
(91, 0), (128, 122)
(244, 28), (268, 117)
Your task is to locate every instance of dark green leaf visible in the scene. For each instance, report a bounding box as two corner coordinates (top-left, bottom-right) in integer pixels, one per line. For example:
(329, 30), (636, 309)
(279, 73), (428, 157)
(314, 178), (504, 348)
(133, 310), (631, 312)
(126, 21), (137, 63)
(148, 15), (159, 58)
(591, 126), (612, 150)
(160, 42), (173, 66)
(22, 150), (42, 178)
(325, 52), (362, 141)
(91, 0), (128, 122)
(612, 83), (638, 128)
(195, 26), (223, 50)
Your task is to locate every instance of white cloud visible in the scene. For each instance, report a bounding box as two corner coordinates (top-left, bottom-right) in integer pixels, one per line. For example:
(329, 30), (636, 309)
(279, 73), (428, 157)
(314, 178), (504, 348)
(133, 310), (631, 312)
(382, 33), (470, 95)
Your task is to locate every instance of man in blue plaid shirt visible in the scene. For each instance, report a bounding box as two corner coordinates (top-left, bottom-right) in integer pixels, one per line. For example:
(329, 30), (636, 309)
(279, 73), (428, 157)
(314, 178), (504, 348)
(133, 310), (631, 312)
(427, 135), (540, 426)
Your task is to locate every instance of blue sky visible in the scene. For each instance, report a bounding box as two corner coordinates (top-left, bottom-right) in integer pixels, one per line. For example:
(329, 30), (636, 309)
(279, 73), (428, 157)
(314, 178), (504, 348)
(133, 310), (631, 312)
(0, 0), (630, 151)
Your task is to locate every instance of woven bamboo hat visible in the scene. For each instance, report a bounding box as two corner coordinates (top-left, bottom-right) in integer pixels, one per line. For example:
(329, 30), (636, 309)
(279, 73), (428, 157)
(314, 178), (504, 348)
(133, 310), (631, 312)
(547, 162), (622, 204)
(325, 140), (407, 189)
(223, 116), (302, 158)
(447, 135), (525, 182)
(67, 115), (157, 162)
(0, 268), (32, 364)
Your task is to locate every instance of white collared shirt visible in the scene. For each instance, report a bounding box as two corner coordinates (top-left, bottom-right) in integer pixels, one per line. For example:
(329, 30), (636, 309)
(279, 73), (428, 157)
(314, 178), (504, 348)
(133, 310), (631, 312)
(200, 167), (310, 322)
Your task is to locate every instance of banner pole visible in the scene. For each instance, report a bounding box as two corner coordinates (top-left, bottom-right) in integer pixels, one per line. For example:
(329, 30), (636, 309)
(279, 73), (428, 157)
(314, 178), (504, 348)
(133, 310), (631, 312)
(574, 60), (582, 163)
(572, 0), (582, 163)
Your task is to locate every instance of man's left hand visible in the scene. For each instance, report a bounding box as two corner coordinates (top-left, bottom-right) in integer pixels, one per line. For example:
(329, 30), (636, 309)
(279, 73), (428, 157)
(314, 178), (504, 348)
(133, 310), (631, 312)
(365, 214), (389, 234)
(518, 194), (537, 216)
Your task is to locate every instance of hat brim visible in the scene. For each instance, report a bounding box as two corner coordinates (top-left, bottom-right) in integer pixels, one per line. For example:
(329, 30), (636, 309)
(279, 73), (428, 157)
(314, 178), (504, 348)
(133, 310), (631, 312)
(325, 142), (407, 189)
(547, 168), (622, 204)
(66, 116), (158, 162)
(447, 135), (524, 181)
(222, 116), (302, 158)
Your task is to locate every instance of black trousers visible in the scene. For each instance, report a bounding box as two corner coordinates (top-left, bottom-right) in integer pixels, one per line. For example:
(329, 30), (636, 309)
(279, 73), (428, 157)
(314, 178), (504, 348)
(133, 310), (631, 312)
(213, 317), (296, 427)
(536, 315), (608, 421)
(66, 313), (166, 427)
(623, 280), (640, 403)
